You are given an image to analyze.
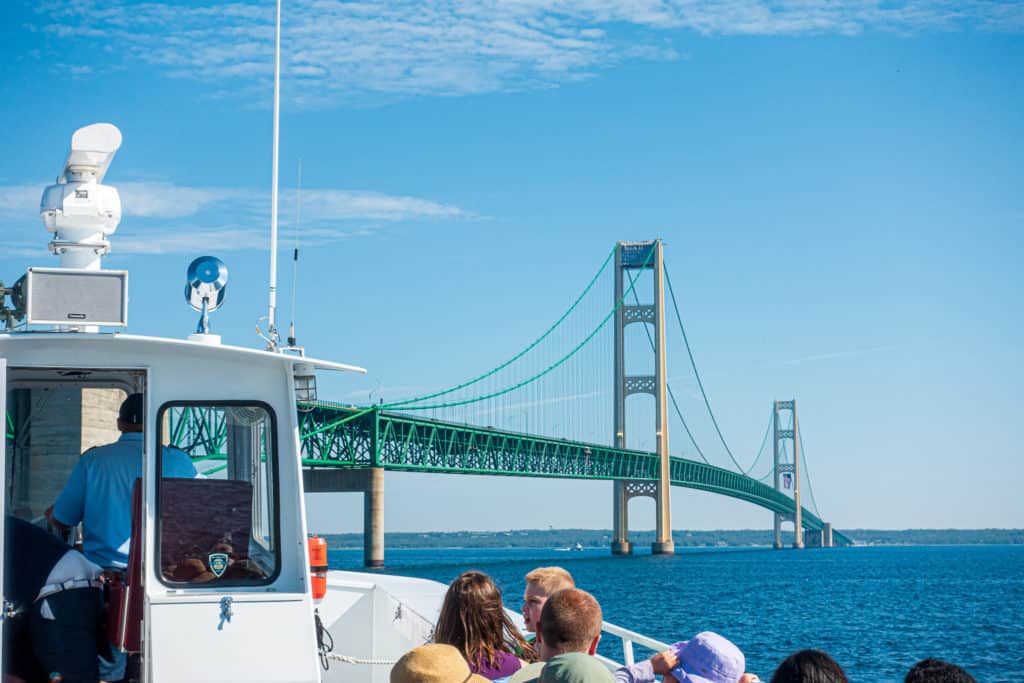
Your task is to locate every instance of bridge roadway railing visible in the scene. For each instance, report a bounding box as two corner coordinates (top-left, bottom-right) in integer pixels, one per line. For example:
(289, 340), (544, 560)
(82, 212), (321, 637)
(298, 403), (851, 546)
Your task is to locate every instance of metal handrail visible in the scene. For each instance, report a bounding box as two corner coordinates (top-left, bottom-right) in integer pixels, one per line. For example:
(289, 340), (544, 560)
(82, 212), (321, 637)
(599, 620), (669, 667)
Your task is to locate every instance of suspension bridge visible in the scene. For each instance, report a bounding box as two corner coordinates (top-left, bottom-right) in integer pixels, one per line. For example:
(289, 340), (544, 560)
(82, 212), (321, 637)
(168, 239), (850, 566)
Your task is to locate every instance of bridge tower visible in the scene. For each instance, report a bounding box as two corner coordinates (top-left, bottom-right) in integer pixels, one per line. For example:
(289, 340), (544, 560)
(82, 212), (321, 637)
(612, 240), (674, 555)
(773, 399), (804, 549)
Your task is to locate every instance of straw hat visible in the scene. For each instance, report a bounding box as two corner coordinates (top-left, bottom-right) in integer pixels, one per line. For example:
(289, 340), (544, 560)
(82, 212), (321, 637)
(391, 644), (490, 683)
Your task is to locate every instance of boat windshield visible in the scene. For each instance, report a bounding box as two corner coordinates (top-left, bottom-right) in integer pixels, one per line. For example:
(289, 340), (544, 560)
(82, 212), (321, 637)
(157, 402), (279, 586)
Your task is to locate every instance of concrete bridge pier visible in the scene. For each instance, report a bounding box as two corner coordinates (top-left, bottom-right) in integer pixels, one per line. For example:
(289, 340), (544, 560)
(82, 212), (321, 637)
(805, 523), (834, 548)
(303, 467), (385, 567)
(612, 480), (633, 555)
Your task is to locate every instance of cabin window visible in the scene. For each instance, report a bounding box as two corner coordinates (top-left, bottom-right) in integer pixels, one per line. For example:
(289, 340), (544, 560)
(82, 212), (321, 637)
(156, 402), (279, 586)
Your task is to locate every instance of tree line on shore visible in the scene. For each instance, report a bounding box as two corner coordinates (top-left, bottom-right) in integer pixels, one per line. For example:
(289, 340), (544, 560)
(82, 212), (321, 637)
(320, 527), (1023, 549)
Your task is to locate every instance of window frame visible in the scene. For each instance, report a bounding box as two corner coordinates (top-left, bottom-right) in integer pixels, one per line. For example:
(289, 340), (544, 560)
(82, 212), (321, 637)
(155, 399), (282, 589)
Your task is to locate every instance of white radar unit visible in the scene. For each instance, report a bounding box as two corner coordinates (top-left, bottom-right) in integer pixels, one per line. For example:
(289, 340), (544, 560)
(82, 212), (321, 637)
(39, 123), (123, 270)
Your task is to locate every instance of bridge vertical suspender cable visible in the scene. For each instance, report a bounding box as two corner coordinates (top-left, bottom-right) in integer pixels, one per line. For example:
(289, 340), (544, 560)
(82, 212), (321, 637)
(388, 245), (655, 412)
(383, 244), (618, 410)
(796, 426), (822, 517)
(623, 267), (712, 465)
(663, 266), (748, 473)
(742, 411), (774, 477)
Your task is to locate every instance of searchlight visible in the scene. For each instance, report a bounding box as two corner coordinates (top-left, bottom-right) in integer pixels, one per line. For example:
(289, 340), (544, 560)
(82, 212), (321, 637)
(185, 256), (228, 342)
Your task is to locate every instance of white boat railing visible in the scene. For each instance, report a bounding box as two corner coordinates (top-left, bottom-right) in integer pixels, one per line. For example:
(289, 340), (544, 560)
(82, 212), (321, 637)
(597, 620), (670, 668)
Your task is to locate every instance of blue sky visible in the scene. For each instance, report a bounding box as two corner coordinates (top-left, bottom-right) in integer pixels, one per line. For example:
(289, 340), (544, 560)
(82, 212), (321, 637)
(1, 0), (1021, 534)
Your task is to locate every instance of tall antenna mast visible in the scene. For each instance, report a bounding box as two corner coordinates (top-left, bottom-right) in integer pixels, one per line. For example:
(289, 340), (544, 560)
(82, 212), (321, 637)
(266, 0), (282, 350)
(288, 158), (301, 349)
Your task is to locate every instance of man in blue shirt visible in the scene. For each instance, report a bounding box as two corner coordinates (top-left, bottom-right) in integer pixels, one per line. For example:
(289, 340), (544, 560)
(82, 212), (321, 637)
(46, 393), (195, 682)
(47, 393), (196, 569)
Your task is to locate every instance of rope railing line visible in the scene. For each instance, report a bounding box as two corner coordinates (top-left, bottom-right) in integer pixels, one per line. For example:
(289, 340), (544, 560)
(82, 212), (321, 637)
(382, 244), (617, 409)
(325, 653), (398, 666)
(663, 266), (746, 472)
(396, 244), (655, 411)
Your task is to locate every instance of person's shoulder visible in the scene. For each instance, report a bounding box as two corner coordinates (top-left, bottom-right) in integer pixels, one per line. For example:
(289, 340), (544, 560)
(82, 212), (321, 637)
(87, 436), (135, 458)
(163, 445), (190, 458)
(508, 661), (545, 683)
(83, 440), (116, 456)
(75, 441), (114, 465)
(164, 446), (195, 467)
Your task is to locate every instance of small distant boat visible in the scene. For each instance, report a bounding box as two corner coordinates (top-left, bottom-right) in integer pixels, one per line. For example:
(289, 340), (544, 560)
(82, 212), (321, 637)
(573, 542), (584, 551)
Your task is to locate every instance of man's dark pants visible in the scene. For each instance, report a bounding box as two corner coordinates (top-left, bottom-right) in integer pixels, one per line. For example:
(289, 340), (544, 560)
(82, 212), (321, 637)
(7, 586), (104, 682)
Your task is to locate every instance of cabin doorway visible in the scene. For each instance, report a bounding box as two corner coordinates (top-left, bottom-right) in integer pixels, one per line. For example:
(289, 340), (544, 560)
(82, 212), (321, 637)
(4, 367), (145, 525)
(2, 366), (147, 683)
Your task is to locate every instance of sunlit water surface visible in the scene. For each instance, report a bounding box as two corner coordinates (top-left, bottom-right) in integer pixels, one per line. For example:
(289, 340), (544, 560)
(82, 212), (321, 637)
(328, 544), (1023, 682)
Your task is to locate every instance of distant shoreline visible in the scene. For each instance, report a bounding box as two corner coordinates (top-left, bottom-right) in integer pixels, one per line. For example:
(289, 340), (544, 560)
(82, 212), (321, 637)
(317, 527), (1023, 549)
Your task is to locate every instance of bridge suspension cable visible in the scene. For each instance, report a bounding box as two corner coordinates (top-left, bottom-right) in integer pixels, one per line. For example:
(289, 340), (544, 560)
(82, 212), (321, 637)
(383, 244), (654, 412)
(797, 426), (823, 517)
(663, 266), (747, 472)
(622, 268), (711, 464)
(742, 411), (773, 477)
(383, 244), (618, 409)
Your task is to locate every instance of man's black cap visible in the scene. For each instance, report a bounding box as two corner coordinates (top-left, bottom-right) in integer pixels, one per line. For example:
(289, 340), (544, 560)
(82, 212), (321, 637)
(118, 393), (144, 425)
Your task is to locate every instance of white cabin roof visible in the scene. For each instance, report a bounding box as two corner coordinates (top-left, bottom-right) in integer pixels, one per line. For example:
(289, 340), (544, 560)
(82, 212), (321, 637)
(0, 331), (366, 375)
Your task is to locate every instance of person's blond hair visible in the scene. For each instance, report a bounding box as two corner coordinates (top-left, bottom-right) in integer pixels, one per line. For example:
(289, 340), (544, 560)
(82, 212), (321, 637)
(524, 566), (575, 595)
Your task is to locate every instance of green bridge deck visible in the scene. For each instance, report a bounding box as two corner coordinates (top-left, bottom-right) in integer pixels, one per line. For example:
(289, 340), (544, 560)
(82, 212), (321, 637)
(295, 403), (851, 546)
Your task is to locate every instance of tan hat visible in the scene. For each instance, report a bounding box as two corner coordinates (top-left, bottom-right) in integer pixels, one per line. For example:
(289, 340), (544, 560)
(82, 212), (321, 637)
(391, 644), (490, 683)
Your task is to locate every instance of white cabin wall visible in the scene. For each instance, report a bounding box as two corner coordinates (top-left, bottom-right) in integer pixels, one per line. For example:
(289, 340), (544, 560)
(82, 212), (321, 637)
(0, 335), (325, 681)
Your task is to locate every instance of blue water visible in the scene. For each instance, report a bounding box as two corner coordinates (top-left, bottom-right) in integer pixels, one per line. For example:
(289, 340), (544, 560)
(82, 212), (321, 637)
(327, 545), (1024, 682)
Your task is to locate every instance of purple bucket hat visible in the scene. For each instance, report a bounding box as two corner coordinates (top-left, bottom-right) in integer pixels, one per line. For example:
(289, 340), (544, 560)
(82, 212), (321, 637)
(668, 632), (745, 683)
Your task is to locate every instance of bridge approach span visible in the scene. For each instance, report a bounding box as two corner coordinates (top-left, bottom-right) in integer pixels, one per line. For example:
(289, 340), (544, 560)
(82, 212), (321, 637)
(295, 404), (851, 546)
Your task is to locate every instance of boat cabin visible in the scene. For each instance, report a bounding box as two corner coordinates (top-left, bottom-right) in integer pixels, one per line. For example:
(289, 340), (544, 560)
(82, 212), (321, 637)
(1, 334), (343, 682)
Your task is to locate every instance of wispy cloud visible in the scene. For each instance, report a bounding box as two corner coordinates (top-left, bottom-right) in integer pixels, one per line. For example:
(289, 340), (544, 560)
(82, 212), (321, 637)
(0, 180), (469, 254)
(115, 226), (281, 255)
(0, 185), (42, 217)
(118, 182), (240, 218)
(770, 343), (912, 367)
(30, 1), (1023, 105)
(294, 189), (466, 221)
(0, 181), (465, 221)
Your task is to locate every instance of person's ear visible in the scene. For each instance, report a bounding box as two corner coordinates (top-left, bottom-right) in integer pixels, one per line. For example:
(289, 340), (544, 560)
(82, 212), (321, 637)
(588, 634), (601, 656)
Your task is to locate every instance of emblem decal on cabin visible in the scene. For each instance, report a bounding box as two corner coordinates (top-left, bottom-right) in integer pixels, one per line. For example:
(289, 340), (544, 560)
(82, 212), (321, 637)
(208, 553), (229, 578)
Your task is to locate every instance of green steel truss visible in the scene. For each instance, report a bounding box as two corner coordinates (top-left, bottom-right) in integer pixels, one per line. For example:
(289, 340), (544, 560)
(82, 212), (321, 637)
(5, 401), (850, 545)
(297, 403), (852, 546)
